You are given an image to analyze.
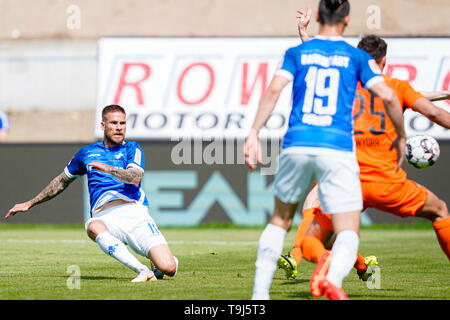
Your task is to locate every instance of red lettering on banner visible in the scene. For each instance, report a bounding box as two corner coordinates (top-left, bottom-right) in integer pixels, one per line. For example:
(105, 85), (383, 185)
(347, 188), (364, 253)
(177, 63), (215, 105)
(114, 63), (151, 106)
(442, 71), (450, 106)
(385, 64), (417, 82)
(241, 62), (268, 106)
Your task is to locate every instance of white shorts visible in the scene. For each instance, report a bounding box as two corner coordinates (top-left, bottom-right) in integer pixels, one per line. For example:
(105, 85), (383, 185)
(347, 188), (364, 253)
(273, 147), (363, 214)
(85, 203), (168, 257)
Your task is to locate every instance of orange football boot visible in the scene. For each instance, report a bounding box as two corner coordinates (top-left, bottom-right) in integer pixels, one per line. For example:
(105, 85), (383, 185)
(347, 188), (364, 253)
(319, 279), (349, 300)
(310, 250), (331, 297)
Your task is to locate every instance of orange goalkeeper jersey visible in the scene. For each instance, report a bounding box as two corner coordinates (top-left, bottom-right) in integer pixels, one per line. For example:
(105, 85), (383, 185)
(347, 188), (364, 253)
(353, 75), (424, 182)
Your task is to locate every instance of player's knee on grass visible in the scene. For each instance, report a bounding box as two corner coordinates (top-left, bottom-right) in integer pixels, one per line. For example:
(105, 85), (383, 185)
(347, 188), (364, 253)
(148, 245), (178, 276)
(153, 256), (177, 276)
(161, 257), (177, 276)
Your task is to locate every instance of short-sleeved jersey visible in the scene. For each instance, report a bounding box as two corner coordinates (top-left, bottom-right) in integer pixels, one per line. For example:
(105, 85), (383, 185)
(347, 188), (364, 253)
(354, 75), (424, 182)
(277, 36), (384, 152)
(64, 141), (149, 216)
(0, 111), (9, 130)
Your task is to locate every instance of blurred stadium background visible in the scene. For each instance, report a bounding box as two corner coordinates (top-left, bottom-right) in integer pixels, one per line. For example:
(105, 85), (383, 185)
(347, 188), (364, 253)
(0, 0), (449, 226)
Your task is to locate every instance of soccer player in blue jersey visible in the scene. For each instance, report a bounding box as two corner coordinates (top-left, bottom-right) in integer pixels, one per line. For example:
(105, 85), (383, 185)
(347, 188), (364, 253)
(245, 0), (407, 300)
(6, 105), (178, 282)
(0, 110), (9, 143)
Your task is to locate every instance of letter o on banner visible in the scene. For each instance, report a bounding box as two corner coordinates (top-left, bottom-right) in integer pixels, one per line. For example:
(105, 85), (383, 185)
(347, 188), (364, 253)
(177, 63), (215, 105)
(144, 113), (167, 130)
(409, 114), (433, 132)
(264, 113), (286, 130)
(196, 113), (219, 130)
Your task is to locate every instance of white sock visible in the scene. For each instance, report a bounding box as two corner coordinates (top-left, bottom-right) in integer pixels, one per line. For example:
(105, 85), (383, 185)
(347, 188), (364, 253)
(252, 224), (287, 300)
(95, 231), (149, 274)
(326, 230), (359, 288)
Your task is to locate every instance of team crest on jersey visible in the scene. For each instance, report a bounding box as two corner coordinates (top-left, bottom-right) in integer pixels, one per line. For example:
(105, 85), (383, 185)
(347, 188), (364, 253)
(115, 152), (124, 160)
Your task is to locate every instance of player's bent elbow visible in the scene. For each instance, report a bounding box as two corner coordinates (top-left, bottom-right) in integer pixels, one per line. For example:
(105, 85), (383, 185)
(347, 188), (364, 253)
(381, 88), (397, 106)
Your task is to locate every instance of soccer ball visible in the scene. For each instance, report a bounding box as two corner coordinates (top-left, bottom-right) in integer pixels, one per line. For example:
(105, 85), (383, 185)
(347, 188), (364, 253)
(405, 135), (440, 169)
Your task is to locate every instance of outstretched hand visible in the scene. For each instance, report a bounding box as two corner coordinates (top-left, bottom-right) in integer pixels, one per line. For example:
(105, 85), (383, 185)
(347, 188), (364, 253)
(5, 201), (31, 219)
(297, 5), (312, 33)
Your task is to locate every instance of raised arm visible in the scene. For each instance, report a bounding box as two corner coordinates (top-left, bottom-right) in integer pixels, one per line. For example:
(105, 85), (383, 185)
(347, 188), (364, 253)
(297, 5), (312, 43)
(88, 162), (143, 186)
(5, 171), (75, 219)
(369, 81), (407, 170)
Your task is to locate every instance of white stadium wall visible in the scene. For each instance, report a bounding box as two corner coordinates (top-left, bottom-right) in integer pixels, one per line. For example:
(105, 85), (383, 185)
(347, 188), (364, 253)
(0, 40), (97, 111)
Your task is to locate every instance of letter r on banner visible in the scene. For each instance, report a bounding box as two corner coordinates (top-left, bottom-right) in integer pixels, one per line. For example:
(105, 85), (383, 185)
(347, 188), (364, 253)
(114, 63), (151, 106)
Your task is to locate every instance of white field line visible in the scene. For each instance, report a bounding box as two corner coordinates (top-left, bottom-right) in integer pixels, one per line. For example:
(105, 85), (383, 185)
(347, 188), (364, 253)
(3, 239), (258, 246)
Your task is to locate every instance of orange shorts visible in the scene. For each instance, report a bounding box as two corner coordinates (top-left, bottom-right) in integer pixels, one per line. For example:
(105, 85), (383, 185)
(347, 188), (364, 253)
(361, 179), (428, 218)
(314, 179), (429, 231)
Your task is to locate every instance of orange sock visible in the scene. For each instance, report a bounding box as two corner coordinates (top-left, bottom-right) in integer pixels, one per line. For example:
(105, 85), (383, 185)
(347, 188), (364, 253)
(354, 253), (367, 274)
(290, 208), (316, 265)
(432, 216), (450, 260)
(301, 236), (326, 264)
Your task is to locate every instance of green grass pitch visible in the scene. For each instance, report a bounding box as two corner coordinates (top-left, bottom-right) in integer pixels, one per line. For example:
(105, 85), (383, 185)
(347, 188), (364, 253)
(0, 224), (448, 300)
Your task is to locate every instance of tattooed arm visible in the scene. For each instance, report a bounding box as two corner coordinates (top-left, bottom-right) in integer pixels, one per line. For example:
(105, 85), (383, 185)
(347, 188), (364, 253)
(88, 162), (143, 186)
(5, 171), (75, 219)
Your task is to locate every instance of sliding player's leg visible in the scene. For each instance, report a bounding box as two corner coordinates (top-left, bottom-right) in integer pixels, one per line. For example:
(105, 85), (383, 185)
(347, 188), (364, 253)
(86, 218), (154, 281)
(363, 179), (450, 260)
(415, 190), (450, 260)
(277, 207), (316, 279)
(319, 211), (360, 299)
(290, 184), (321, 265)
(125, 208), (179, 280)
(301, 218), (333, 263)
(308, 208), (375, 279)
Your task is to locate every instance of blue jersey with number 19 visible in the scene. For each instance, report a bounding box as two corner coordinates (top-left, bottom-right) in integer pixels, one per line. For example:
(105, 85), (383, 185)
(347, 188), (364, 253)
(277, 36), (384, 152)
(64, 141), (149, 217)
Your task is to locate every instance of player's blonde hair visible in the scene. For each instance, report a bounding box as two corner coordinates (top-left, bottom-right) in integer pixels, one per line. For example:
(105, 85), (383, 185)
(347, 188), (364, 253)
(102, 104), (126, 121)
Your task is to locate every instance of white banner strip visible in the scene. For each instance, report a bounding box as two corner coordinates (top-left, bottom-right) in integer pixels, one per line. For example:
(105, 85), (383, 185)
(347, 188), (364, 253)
(97, 37), (450, 140)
